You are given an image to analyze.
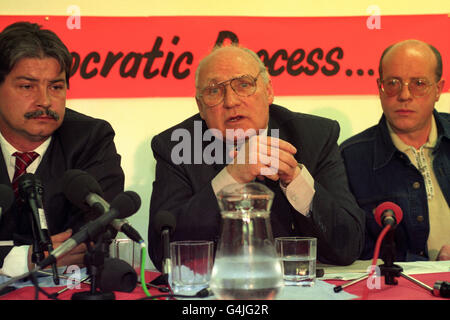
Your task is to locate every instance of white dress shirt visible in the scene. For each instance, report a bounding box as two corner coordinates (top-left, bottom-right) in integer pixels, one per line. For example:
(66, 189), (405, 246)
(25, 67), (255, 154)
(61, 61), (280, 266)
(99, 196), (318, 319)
(0, 132), (51, 277)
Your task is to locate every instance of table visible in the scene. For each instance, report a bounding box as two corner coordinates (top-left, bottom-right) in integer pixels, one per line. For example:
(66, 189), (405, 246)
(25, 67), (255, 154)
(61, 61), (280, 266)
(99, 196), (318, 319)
(1, 260), (449, 301)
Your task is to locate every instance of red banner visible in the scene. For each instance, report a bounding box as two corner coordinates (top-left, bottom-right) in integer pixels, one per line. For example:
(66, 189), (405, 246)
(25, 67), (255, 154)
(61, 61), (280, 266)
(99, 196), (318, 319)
(0, 15), (448, 98)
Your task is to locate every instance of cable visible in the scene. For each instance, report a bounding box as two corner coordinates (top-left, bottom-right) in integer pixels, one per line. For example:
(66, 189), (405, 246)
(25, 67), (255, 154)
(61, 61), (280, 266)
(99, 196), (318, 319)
(362, 224), (391, 300)
(139, 241), (152, 298)
(138, 287), (211, 300)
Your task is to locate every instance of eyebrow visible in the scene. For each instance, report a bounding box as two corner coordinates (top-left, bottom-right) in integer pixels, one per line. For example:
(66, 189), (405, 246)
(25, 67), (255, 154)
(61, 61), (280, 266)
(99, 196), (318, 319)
(15, 76), (66, 83)
(384, 76), (429, 80)
(204, 74), (248, 86)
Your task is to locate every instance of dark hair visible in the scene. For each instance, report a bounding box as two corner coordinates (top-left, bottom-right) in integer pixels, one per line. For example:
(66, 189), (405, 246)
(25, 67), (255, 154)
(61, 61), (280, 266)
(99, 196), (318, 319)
(378, 40), (443, 82)
(0, 21), (72, 87)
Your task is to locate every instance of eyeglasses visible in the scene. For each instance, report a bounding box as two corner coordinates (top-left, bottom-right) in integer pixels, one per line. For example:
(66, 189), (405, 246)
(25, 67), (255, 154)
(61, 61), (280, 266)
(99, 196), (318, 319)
(380, 77), (434, 98)
(198, 71), (262, 107)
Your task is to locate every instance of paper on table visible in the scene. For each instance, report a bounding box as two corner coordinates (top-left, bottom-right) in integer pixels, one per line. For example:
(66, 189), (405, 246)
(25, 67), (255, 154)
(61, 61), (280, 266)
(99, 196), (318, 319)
(0, 267), (85, 289)
(276, 280), (357, 300)
(318, 259), (381, 280)
(397, 260), (450, 275)
(179, 280), (357, 300)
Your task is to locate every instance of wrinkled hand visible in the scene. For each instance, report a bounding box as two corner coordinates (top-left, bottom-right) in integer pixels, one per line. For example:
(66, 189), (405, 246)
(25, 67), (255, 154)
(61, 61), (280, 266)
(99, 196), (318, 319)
(437, 244), (450, 261)
(28, 229), (87, 270)
(226, 135), (300, 186)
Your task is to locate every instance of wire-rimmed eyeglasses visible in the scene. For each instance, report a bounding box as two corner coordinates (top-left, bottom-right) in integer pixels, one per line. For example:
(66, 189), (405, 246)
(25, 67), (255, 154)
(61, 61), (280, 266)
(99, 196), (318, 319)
(198, 71), (262, 107)
(380, 77), (434, 98)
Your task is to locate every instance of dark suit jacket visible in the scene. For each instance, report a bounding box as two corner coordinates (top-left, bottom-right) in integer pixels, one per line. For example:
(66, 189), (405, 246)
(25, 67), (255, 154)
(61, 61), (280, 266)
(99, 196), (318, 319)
(0, 108), (125, 266)
(340, 111), (450, 261)
(149, 104), (365, 270)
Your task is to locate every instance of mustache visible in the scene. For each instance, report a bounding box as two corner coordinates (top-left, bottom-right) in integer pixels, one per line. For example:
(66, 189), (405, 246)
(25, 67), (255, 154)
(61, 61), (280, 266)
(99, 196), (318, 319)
(24, 109), (60, 121)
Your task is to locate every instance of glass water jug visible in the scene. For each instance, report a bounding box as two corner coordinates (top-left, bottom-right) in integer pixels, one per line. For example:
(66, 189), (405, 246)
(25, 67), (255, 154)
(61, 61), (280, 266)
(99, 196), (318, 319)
(209, 182), (283, 299)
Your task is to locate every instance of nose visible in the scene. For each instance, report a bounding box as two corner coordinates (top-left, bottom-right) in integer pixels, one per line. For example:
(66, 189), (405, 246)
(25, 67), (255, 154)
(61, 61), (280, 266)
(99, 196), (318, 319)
(398, 82), (412, 101)
(36, 85), (51, 108)
(222, 84), (240, 109)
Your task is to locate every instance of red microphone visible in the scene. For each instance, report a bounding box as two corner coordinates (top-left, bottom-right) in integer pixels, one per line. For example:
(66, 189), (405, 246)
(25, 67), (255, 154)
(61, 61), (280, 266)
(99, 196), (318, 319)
(374, 201), (403, 228)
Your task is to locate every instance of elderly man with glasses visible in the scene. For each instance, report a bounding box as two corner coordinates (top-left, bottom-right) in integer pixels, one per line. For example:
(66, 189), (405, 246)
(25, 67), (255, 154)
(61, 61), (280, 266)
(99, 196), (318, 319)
(148, 44), (365, 271)
(340, 40), (449, 262)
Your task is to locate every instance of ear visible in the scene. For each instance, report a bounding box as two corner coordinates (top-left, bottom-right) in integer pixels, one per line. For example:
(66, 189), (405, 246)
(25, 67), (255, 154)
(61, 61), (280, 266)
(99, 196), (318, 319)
(435, 79), (445, 102)
(196, 97), (205, 120)
(265, 79), (275, 105)
(377, 78), (383, 96)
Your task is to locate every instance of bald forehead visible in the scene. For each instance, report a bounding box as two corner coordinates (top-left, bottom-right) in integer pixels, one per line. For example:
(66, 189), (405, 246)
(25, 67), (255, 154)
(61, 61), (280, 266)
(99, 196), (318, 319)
(383, 41), (437, 69)
(196, 47), (260, 83)
(202, 46), (258, 67)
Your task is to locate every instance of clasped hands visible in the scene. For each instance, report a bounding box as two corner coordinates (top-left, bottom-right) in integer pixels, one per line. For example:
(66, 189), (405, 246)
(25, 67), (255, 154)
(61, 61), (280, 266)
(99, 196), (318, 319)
(226, 135), (300, 186)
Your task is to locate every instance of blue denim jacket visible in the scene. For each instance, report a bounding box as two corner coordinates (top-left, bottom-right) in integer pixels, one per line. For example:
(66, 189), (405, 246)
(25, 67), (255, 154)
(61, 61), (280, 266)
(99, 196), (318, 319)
(340, 110), (450, 261)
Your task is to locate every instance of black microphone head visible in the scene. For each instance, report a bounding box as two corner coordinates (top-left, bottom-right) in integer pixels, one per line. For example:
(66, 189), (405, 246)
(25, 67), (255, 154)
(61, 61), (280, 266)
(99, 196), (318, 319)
(110, 191), (141, 219)
(62, 170), (103, 210)
(153, 210), (176, 235)
(0, 184), (14, 212)
(98, 258), (137, 293)
(17, 173), (35, 198)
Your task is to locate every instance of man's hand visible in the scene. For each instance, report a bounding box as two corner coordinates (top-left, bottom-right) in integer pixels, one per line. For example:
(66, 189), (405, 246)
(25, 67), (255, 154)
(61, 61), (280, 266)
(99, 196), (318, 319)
(28, 229), (87, 270)
(226, 135), (300, 186)
(437, 244), (450, 261)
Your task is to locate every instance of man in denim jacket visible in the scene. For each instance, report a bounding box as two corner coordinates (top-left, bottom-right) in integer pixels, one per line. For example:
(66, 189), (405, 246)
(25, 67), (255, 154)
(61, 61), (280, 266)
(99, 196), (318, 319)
(340, 40), (449, 262)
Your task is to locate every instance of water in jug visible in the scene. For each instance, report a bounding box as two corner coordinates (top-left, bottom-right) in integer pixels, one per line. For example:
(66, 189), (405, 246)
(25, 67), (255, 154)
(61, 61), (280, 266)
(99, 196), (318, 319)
(209, 182), (283, 300)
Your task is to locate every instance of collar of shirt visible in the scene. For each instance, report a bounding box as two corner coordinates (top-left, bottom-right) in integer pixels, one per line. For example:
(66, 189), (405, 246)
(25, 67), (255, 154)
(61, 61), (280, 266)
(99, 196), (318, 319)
(0, 132), (52, 181)
(387, 115), (437, 200)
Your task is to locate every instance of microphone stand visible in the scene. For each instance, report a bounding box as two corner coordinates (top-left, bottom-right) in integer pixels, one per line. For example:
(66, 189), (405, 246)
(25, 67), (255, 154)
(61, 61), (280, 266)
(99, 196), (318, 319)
(378, 227), (403, 285)
(334, 227), (449, 298)
(149, 228), (171, 287)
(71, 231), (115, 300)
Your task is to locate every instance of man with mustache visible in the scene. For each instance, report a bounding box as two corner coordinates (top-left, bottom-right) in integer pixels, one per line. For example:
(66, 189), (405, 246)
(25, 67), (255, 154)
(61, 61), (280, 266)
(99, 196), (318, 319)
(148, 45), (365, 271)
(340, 40), (449, 261)
(0, 22), (124, 277)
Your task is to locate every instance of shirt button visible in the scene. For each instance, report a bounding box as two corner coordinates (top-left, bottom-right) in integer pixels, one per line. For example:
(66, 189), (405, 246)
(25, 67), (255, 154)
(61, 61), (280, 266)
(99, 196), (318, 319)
(417, 216), (424, 222)
(412, 182), (421, 189)
(291, 223), (295, 230)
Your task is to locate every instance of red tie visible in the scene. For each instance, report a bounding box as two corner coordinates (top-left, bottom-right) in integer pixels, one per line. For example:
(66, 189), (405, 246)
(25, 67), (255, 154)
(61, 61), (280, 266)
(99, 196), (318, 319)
(12, 151), (39, 198)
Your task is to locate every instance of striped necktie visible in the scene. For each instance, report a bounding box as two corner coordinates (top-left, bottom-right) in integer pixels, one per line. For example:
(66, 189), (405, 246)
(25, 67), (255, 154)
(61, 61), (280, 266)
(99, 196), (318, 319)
(12, 151), (39, 198)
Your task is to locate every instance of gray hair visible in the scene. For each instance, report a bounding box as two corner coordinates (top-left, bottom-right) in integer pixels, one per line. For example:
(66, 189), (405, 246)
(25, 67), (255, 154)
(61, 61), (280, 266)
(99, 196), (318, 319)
(0, 21), (72, 87)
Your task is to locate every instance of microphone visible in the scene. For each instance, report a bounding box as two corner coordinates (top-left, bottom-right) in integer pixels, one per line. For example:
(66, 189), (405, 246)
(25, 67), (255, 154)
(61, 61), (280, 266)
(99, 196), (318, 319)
(62, 169), (105, 213)
(18, 174), (53, 246)
(153, 210), (176, 276)
(62, 169), (144, 243)
(374, 201), (403, 228)
(18, 174), (60, 284)
(433, 281), (450, 298)
(37, 190), (141, 270)
(373, 201), (404, 284)
(98, 258), (137, 293)
(0, 184), (14, 221)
